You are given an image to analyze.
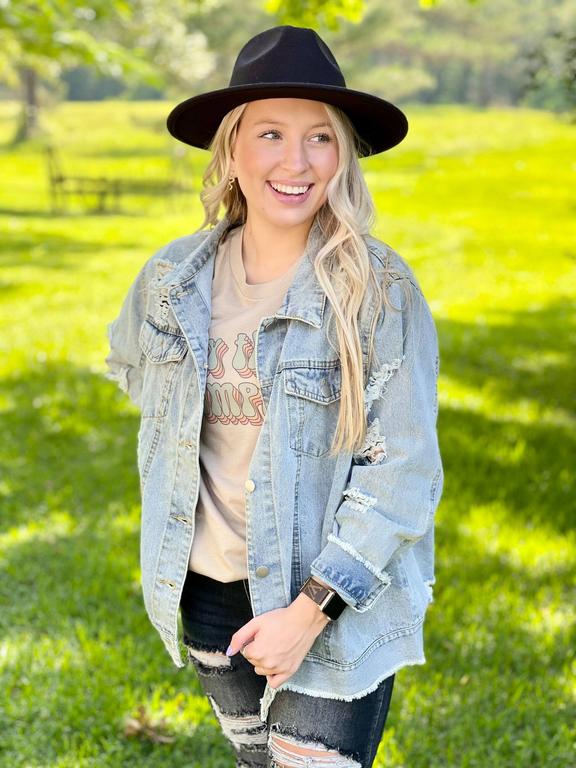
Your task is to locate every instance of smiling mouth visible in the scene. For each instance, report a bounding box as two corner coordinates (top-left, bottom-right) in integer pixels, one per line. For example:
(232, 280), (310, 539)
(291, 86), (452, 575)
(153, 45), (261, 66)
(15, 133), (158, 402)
(268, 181), (313, 196)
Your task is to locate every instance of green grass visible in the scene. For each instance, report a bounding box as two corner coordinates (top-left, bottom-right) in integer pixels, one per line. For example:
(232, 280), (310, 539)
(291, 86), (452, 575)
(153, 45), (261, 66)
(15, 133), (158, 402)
(0, 99), (574, 767)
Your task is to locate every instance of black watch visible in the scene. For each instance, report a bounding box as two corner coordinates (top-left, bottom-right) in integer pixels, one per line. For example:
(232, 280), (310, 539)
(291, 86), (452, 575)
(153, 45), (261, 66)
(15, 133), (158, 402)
(299, 575), (347, 620)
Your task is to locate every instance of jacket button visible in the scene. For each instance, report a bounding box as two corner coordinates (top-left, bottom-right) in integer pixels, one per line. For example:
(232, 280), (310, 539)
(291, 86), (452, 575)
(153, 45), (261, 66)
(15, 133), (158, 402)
(255, 565), (269, 577)
(244, 479), (255, 492)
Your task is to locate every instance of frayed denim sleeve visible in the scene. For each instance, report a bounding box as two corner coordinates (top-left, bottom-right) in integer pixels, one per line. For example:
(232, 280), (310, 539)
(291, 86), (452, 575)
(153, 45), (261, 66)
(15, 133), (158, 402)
(104, 257), (156, 410)
(310, 278), (444, 612)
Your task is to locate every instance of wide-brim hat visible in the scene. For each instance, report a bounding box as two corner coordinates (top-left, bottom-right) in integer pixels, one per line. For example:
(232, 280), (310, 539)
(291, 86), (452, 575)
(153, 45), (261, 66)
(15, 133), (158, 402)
(167, 25), (408, 157)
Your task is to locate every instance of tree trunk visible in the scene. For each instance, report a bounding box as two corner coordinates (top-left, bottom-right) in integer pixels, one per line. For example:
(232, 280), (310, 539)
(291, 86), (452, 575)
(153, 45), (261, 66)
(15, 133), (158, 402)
(14, 66), (40, 143)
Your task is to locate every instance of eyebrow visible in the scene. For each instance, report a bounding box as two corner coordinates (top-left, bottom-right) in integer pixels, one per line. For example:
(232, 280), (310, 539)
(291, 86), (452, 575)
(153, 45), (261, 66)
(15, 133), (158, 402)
(252, 119), (333, 129)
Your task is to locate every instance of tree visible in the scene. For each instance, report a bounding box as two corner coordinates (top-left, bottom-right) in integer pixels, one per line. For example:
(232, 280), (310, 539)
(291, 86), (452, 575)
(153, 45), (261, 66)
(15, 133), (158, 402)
(0, 0), (366, 143)
(0, 0), (236, 142)
(521, 1), (576, 113)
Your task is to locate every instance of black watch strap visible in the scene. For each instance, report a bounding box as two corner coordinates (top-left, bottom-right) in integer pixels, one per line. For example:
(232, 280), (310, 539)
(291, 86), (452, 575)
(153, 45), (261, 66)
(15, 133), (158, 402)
(299, 575), (347, 620)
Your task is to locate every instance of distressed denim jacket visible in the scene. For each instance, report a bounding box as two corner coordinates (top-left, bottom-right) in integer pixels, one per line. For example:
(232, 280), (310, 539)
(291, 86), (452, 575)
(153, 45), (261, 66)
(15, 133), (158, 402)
(104, 213), (443, 723)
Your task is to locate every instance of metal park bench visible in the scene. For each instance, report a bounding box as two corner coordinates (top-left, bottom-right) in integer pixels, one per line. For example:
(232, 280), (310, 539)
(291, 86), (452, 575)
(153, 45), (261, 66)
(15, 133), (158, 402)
(44, 145), (193, 214)
(44, 145), (121, 213)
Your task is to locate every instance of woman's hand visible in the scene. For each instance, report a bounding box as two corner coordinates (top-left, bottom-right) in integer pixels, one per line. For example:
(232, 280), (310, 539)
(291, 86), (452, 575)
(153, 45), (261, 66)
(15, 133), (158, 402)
(226, 593), (330, 688)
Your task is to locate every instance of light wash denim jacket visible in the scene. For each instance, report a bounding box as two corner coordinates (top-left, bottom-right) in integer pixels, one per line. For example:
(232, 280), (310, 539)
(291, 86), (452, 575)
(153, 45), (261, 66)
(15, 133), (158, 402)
(104, 213), (443, 723)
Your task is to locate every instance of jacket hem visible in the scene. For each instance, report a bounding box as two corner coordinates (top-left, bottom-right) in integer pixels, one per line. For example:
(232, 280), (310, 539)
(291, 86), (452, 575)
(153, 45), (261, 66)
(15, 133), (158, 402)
(258, 625), (426, 723)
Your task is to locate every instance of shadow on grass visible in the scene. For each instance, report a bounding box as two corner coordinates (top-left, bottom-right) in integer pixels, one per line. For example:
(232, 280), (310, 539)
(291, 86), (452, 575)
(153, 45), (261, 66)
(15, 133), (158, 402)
(0, 193), (197, 220)
(437, 296), (575, 416)
(78, 146), (179, 159)
(0, 228), (144, 269)
(0, 207), (55, 218)
(438, 404), (574, 534)
(0, 362), (142, 532)
(0, 206), (148, 219)
(436, 296), (574, 534)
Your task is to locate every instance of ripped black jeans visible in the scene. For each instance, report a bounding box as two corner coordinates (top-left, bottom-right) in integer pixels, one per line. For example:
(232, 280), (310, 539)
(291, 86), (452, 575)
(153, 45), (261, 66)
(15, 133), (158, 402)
(179, 569), (395, 768)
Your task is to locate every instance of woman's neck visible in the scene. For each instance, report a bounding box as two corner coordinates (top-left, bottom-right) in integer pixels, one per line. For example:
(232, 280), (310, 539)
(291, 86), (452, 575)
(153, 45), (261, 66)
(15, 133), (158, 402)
(241, 217), (311, 283)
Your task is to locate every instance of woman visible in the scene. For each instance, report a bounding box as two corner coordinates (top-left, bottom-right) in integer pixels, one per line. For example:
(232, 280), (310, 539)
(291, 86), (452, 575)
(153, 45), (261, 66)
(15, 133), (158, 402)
(105, 25), (443, 768)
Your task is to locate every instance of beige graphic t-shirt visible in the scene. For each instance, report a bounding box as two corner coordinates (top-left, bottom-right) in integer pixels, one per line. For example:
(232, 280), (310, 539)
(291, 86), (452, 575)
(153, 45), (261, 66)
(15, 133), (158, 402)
(188, 224), (300, 581)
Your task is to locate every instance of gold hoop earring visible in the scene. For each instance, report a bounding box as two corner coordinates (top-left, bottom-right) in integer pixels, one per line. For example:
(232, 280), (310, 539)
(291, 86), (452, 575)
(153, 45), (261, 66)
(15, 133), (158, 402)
(228, 175), (235, 191)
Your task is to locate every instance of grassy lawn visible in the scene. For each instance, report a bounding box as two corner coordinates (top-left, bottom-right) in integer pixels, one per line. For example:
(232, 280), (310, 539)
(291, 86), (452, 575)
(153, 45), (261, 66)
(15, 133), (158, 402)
(0, 99), (574, 767)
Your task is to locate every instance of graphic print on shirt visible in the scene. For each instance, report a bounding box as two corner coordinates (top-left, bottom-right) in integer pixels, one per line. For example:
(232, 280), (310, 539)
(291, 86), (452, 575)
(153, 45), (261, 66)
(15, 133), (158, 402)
(204, 330), (264, 425)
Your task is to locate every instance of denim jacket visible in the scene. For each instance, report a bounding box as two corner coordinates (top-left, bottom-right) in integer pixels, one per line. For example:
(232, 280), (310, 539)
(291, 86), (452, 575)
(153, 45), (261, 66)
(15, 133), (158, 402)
(104, 213), (443, 723)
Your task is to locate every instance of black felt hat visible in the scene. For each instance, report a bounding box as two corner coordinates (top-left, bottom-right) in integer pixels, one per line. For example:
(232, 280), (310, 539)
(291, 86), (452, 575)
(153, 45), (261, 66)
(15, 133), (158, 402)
(166, 25), (408, 157)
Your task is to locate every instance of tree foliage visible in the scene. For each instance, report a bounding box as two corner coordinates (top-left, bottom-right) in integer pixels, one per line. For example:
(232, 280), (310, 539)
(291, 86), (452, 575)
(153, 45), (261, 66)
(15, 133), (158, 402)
(0, 0), (574, 142)
(0, 0), (364, 139)
(0, 0), (223, 140)
(316, 0), (576, 112)
(264, 0), (364, 29)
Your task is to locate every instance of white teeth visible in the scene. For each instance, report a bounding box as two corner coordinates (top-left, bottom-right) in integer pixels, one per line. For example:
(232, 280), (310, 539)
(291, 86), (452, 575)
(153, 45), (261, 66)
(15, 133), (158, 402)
(270, 182), (311, 195)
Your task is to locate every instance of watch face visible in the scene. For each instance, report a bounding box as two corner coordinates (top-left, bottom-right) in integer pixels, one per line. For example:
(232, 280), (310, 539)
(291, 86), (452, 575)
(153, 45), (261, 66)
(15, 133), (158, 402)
(322, 590), (347, 620)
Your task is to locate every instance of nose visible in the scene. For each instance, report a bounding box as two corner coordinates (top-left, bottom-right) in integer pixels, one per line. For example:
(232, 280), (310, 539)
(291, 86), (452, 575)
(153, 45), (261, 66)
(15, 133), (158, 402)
(280, 138), (311, 174)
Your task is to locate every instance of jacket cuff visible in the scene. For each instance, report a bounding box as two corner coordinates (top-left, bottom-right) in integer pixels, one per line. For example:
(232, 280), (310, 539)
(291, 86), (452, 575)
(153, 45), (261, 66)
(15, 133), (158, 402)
(103, 362), (143, 409)
(104, 319), (144, 409)
(310, 536), (392, 613)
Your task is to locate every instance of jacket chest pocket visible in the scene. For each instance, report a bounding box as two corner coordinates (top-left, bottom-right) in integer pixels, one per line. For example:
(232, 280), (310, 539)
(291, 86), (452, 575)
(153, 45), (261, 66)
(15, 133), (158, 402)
(138, 318), (188, 419)
(284, 363), (342, 458)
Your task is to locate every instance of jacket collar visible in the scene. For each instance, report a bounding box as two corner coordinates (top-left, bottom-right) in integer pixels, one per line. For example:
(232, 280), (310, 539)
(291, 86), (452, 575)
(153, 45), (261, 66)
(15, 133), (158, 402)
(164, 213), (328, 329)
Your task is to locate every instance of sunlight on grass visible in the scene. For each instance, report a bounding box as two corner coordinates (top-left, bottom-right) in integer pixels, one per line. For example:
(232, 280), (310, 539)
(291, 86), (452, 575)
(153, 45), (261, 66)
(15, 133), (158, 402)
(459, 502), (574, 574)
(0, 510), (76, 552)
(523, 603), (576, 640)
(440, 378), (574, 428)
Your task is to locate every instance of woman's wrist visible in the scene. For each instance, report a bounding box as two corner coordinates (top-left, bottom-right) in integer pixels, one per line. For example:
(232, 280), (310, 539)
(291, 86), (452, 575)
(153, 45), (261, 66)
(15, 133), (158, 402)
(290, 591), (331, 632)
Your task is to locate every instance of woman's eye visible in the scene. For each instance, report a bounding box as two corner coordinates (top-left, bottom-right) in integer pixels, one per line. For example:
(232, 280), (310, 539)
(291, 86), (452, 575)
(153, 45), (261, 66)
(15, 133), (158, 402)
(259, 131), (332, 143)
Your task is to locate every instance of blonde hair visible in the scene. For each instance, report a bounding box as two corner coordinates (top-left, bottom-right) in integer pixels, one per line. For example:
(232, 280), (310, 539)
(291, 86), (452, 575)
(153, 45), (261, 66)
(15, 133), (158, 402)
(196, 100), (404, 456)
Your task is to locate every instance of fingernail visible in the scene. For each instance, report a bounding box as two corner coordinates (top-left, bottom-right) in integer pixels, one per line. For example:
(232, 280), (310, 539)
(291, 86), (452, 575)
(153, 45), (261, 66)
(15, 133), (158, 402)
(225, 644), (233, 656)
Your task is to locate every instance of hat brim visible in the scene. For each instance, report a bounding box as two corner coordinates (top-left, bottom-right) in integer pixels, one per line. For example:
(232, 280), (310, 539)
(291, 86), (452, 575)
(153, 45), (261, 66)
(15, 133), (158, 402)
(166, 83), (408, 157)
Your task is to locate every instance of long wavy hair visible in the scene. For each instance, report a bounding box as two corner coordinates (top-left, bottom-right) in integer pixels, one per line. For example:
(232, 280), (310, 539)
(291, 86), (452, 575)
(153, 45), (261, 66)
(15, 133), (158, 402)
(195, 100), (404, 456)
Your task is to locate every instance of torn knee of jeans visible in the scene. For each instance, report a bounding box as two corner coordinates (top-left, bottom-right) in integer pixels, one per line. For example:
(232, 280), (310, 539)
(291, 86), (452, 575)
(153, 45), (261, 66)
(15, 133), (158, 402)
(353, 417), (387, 465)
(363, 357), (404, 415)
(342, 486), (377, 513)
(186, 645), (232, 673)
(269, 731), (362, 767)
(237, 756), (267, 768)
(207, 695), (268, 750)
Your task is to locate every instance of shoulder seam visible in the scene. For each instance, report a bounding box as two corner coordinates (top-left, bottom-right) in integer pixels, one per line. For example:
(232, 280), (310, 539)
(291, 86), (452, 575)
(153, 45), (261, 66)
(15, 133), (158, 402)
(367, 243), (422, 295)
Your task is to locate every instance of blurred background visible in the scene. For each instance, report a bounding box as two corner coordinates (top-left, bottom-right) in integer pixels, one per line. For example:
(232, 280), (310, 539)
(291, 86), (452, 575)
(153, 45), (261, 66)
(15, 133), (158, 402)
(1, 1), (574, 766)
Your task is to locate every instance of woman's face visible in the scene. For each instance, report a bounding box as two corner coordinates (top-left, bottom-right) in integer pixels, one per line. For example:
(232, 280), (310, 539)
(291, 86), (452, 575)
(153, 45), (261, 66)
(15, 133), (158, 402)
(230, 98), (339, 234)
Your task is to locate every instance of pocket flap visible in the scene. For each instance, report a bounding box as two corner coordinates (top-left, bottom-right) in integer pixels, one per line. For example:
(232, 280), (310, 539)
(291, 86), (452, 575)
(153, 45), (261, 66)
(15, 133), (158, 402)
(284, 365), (341, 404)
(139, 319), (188, 363)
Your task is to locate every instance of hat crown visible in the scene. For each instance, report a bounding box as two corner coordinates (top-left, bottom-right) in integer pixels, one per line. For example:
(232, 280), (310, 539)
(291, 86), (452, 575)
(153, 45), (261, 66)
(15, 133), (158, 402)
(166, 24), (409, 156)
(229, 25), (346, 89)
